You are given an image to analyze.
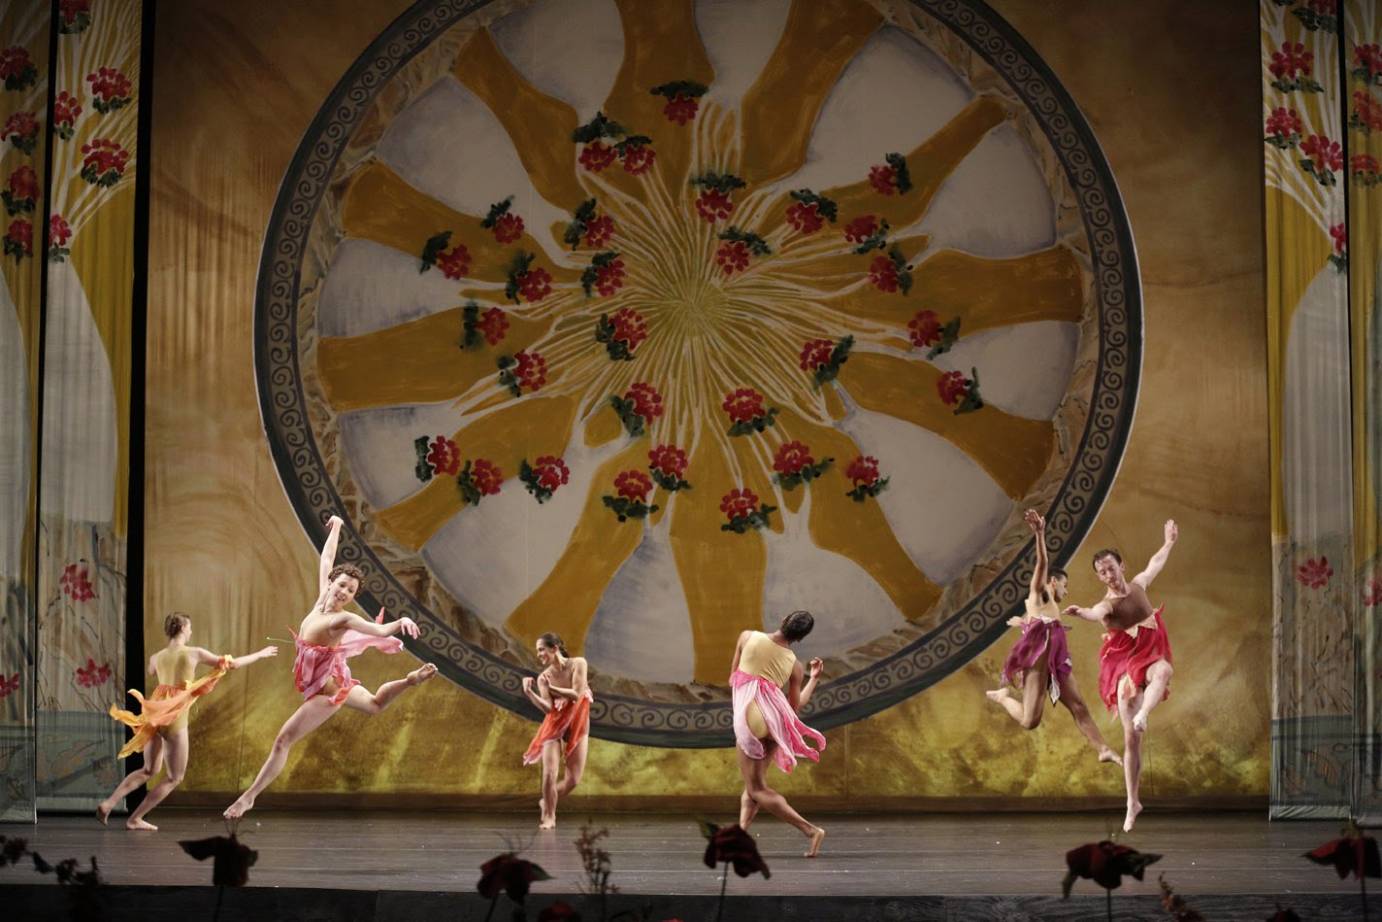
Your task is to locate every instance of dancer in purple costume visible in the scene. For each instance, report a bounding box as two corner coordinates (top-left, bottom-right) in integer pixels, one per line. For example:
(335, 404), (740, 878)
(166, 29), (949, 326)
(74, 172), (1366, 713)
(985, 510), (1120, 765)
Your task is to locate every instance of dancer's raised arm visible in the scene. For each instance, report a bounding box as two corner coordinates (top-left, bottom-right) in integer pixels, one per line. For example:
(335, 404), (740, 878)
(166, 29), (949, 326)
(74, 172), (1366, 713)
(318, 515), (344, 595)
(1132, 520), (1178, 589)
(790, 657), (824, 712)
(327, 607), (419, 638)
(1025, 509), (1049, 599)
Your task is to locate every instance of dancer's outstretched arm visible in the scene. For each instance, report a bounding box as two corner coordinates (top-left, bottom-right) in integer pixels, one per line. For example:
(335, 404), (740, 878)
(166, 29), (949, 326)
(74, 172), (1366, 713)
(192, 645), (279, 670)
(547, 658), (588, 701)
(1063, 599), (1112, 623)
(317, 515), (344, 590)
(1025, 509), (1049, 598)
(1132, 519), (1178, 589)
(522, 674), (553, 713)
(327, 608), (420, 638)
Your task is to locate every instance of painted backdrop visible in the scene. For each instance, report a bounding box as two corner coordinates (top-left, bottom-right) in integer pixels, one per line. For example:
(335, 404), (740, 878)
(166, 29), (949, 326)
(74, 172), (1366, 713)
(149, 0), (1269, 802)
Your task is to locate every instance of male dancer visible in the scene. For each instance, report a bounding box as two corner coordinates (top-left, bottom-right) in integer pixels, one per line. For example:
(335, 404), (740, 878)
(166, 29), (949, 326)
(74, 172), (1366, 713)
(1064, 520), (1178, 832)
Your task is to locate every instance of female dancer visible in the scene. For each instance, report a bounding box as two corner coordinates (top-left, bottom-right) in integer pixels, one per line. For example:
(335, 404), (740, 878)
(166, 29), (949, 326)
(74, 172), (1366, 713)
(1064, 519), (1179, 832)
(985, 509), (1120, 764)
(223, 515), (437, 819)
(100, 612), (278, 830)
(730, 610), (827, 858)
(521, 632), (591, 830)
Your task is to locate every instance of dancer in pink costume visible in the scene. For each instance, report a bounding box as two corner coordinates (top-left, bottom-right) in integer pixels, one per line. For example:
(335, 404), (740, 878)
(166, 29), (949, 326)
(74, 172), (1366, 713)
(1064, 519), (1178, 832)
(985, 509), (1120, 765)
(223, 515), (437, 819)
(730, 610), (827, 857)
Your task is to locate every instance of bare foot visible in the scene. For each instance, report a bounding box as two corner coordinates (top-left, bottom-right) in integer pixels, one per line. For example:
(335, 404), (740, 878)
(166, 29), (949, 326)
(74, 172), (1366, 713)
(1122, 800), (1142, 833)
(223, 795), (254, 820)
(984, 688), (1010, 704)
(126, 818), (157, 831)
(95, 803), (111, 826)
(407, 663), (438, 686)
(1098, 747), (1123, 766)
(804, 826), (826, 858)
(538, 817), (556, 830)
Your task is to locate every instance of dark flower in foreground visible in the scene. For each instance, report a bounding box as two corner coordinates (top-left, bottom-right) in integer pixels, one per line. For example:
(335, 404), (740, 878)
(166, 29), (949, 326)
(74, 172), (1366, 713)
(478, 852), (553, 902)
(700, 821), (770, 879)
(1061, 840), (1160, 897)
(179, 834), (258, 887)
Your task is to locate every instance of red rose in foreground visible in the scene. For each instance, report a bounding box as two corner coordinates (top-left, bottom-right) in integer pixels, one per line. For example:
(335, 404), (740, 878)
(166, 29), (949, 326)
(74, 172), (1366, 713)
(1061, 840), (1161, 897)
(701, 822), (770, 879)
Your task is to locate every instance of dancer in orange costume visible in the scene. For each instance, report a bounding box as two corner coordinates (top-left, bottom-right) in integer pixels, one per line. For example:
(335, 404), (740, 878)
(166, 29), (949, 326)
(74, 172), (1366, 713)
(730, 610), (827, 857)
(985, 509), (1120, 765)
(223, 515), (437, 819)
(99, 612), (278, 830)
(521, 632), (591, 830)
(1064, 519), (1178, 832)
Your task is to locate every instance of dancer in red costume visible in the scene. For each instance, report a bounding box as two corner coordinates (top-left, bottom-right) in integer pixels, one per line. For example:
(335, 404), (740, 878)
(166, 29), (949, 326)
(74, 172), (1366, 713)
(223, 515), (437, 819)
(1064, 519), (1178, 832)
(985, 510), (1120, 765)
(521, 632), (591, 830)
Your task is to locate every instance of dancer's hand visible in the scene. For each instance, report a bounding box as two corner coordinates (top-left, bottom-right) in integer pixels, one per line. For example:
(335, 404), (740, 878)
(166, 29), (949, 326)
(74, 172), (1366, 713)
(1006, 616), (1024, 628)
(1063, 605), (1080, 618)
(326, 514), (344, 531)
(1023, 509), (1044, 533)
(394, 616), (419, 638)
(807, 658), (824, 680)
(522, 676), (535, 694)
(1163, 519), (1178, 545)
(259, 645), (278, 658)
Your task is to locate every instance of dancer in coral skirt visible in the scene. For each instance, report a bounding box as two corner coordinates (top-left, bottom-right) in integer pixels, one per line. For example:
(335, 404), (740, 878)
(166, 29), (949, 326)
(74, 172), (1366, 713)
(1064, 519), (1179, 831)
(100, 612), (278, 830)
(521, 632), (591, 829)
(986, 509), (1120, 765)
(223, 515), (437, 819)
(730, 610), (827, 857)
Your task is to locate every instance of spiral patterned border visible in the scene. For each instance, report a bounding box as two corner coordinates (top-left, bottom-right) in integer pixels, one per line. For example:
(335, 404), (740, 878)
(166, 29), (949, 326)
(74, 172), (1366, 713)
(253, 0), (1142, 748)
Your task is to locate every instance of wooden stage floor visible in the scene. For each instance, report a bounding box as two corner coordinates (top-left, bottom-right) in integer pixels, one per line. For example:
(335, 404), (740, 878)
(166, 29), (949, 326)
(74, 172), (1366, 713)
(2, 809), (1370, 920)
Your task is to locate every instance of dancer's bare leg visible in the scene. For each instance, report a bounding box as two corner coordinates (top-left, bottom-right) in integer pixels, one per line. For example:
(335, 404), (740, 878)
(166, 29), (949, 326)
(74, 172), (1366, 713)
(538, 739), (561, 829)
(98, 735), (165, 825)
(1118, 677), (1145, 832)
(1131, 659), (1172, 733)
(556, 734), (588, 800)
(341, 663), (438, 716)
(223, 695), (338, 819)
(736, 743), (825, 857)
(126, 729), (189, 830)
(1055, 673), (1121, 764)
(985, 667), (1048, 730)
(739, 789), (760, 830)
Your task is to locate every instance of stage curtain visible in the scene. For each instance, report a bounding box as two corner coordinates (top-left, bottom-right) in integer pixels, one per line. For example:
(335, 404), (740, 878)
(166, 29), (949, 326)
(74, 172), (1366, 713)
(1347, 3), (1382, 826)
(0, 1), (52, 825)
(31, 0), (141, 812)
(1264, 0), (1381, 821)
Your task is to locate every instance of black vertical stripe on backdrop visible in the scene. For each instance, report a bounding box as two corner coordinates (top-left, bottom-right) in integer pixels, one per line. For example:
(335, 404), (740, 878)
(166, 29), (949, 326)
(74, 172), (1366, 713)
(121, 0), (157, 808)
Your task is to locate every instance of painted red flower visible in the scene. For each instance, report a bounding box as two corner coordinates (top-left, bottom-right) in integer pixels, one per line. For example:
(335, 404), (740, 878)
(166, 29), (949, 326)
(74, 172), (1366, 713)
(580, 141), (617, 173)
(60, 562), (96, 601)
(471, 458), (504, 495)
(86, 66), (133, 107)
(1296, 556), (1333, 589)
(722, 388), (765, 425)
(773, 441), (816, 477)
(719, 488), (760, 523)
(434, 242), (470, 280)
(1270, 42), (1313, 79)
(478, 307), (508, 346)
(1353, 90), (1382, 132)
(715, 239), (750, 275)
(615, 469), (653, 503)
(799, 339), (833, 372)
(786, 201), (825, 235)
(843, 215), (879, 244)
(1305, 0), (1335, 13)
(50, 214), (71, 247)
(1362, 577), (1382, 607)
(595, 258), (627, 297)
(6, 165), (35, 200)
(1356, 43), (1382, 80)
(0, 672), (18, 699)
(648, 443), (688, 479)
(75, 658), (111, 688)
(0, 46), (33, 82)
(869, 254), (899, 292)
(908, 310), (944, 348)
(492, 212), (525, 244)
(80, 138), (132, 186)
(868, 163), (898, 195)
(518, 266), (552, 302)
(696, 188), (734, 223)
(1265, 107), (1302, 139)
(1330, 223), (1346, 255)
(625, 381), (664, 421)
(2, 111), (38, 151)
(608, 306), (646, 349)
(584, 214), (616, 249)
(1301, 134), (1342, 173)
(60, 0), (91, 25)
(426, 435), (460, 476)
(663, 94), (699, 125)
(846, 455), (881, 488)
(532, 455), (569, 492)
(937, 370), (970, 406)
(513, 350), (547, 392)
(621, 142), (656, 175)
(53, 91), (82, 134)
(1353, 153), (1381, 177)
(5, 219), (32, 257)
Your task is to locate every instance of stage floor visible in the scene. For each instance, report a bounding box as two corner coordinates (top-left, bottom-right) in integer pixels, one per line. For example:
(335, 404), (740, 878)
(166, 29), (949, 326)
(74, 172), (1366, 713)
(3, 808), (1367, 899)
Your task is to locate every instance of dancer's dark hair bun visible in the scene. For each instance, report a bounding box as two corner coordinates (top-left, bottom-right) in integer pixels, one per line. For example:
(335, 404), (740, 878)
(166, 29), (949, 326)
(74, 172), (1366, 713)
(164, 611), (191, 638)
(780, 610), (815, 642)
(538, 632), (568, 656)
